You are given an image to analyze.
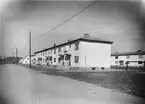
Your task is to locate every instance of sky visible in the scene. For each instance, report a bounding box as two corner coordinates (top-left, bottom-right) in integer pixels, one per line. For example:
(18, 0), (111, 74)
(0, 0), (145, 57)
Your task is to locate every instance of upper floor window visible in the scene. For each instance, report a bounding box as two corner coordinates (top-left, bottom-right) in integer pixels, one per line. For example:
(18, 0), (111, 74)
(50, 50), (52, 54)
(139, 55), (143, 59)
(58, 47), (61, 52)
(69, 44), (71, 48)
(54, 48), (56, 54)
(115, 56), (118, 59)
(126, 55), (130, 59)
(75, 42), (79, 50)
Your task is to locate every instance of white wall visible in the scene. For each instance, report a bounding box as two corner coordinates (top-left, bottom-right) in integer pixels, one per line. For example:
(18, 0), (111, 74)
(111, 55), (145, 67)
(21, 56), (36, 65)
(80, 41), (112, 68)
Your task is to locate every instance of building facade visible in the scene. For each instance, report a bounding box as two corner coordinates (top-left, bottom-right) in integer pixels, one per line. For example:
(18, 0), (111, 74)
(111, 51), (145, 68)
(34, 34), (113, 69)
(19, 55), (36, 65)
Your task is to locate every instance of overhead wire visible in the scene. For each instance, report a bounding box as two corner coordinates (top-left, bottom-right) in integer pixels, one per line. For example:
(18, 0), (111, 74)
(22, 0), (98, 56)
(32, 0), (98, 41)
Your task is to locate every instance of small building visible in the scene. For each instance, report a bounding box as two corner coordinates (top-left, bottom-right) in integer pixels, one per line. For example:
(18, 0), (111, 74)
(20, 55), (36, 65)
(34, 34), (113, 69)
(111, 50), (145, 68)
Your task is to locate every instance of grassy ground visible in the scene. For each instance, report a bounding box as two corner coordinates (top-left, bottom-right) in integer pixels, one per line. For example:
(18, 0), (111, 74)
(111, 66), (145, 70)
(27, 65), (145, 99)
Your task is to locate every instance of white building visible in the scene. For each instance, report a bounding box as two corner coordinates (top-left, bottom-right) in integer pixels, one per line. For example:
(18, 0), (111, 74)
(34, 34), (113, 69)
(111, 50), (145, 68)
(20, 55), (36, 65)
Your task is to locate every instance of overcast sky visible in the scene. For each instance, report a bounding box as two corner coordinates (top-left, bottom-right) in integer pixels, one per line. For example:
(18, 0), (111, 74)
(1, 0), (145, 57)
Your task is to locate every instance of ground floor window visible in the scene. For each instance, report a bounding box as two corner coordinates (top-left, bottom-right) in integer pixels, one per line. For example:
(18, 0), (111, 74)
(74, 56), (79, 63)
(54, 58), (56, 63)
(49, 57), (52, 61)
(115, 61), (118, 64)
(119, 60), (124, 65)
(38, 57), (42, 61)
(65, 55), (71, 60)
(138, 61), (143, 64)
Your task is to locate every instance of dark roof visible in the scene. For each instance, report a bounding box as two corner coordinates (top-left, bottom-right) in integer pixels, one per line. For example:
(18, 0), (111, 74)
(34, 36), (113, 54)
(111, 51), (145, 56)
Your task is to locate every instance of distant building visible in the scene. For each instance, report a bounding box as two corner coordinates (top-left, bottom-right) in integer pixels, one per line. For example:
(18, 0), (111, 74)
(20, 55), (36, 65)
(111, 50), (145, 68)
(34, 34), (113, 69)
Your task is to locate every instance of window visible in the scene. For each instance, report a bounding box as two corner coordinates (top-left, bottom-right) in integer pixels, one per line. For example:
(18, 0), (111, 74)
(54, 58), (56, 63)
(50, 57), (52, 61)
(115, 61), (118, 64)
(115, 56), (118, 59)
(119, 60), (124, 65)
(63, 46), (66, 51)
(38, 58), (42, 61)
(69, 44), (71, 48)
(58, 47), (61, 52)
(138, 61), (143, 64)
(75, 42), (79, 50)
(65, 55), (71, 60)
(139, 55), (143, 59)
(58, 57), (61, 63)
(74, 56), (79, 63)
(54, 49), (56, 54)
(126, 55), (130, 59)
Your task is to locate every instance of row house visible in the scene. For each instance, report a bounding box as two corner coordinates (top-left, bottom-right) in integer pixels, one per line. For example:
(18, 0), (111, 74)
(34, 33), (113, 69)
(111, 50), (145, 68)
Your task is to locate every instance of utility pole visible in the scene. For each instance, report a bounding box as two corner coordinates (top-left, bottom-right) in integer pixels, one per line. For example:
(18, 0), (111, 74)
(12, 52), (14, 57)
(29, 31), (31, 68)
(85, 56), (86, 68)
(16, 48), (18, 58)
(16, 48), (18, 64)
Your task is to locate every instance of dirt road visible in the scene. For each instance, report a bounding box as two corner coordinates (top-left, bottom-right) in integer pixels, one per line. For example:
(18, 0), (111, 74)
(0, 64), (144, 104)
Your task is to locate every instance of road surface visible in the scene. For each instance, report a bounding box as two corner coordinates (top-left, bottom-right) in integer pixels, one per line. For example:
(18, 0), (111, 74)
(0, 64), (145, 104)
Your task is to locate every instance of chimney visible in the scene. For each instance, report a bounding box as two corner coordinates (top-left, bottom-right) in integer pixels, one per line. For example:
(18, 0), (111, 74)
(137, 50), (142, 52)
(67, 39), (73, 42)
(84, 33), (90, 37)
(53, 43), (56, 47)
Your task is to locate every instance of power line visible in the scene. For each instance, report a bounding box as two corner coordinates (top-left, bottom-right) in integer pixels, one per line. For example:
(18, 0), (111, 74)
(32, 0), (98, 41)
(21, 0), (98, 56)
